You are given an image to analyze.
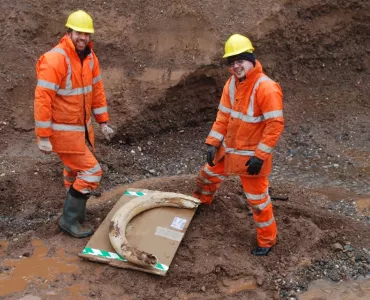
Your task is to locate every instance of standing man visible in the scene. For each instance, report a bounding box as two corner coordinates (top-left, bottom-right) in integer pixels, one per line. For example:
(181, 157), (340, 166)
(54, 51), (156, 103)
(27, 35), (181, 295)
(193, 34), (284, 256)
(34, 10), (114, 238)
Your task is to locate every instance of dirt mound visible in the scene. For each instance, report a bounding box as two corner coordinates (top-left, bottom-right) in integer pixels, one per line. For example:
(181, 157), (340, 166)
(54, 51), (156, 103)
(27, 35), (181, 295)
(0, 0), (370, 299)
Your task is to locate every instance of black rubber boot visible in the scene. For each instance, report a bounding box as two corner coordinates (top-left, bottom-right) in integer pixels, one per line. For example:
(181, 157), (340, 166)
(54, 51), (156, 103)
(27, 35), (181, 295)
(251, 246), (272, 256)
(59, 188), (93, 238)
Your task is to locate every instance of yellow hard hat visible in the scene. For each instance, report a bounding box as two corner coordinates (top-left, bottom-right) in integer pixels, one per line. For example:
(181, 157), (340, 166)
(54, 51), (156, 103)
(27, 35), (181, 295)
(66, 10), (94, 33)
(223, 34), (254, 58)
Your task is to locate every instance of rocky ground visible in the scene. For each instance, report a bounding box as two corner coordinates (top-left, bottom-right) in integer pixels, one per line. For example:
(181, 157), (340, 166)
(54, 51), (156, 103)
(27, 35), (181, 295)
(0, 0), (370, 299)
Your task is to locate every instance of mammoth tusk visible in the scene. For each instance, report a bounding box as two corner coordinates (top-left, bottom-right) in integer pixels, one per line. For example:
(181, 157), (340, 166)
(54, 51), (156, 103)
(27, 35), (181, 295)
(109, 191), (200, 268)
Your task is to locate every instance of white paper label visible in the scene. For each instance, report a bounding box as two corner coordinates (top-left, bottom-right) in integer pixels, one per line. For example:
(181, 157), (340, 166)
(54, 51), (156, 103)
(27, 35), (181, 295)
(155, 227), (184, 242)
(170, 217), (187, 231)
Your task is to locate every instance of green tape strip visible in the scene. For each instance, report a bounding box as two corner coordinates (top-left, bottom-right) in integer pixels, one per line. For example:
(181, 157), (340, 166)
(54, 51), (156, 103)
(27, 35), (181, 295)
(81, 247), (169, 271)
(124, 190), (146, 197)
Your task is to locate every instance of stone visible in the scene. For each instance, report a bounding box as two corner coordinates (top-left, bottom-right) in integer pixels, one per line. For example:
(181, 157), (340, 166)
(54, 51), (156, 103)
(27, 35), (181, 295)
(256, 277), (264, 286)
(355, 254), (363, 262)
(328, 231), (337, 238)
(331, 243), (343, 251)
(344, 245), (354, 251)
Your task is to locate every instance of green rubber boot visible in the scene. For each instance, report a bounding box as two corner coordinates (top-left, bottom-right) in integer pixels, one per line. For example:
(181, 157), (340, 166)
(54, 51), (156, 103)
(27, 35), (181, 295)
(59, 189), (93, 238)
(66, 188), (86, 223)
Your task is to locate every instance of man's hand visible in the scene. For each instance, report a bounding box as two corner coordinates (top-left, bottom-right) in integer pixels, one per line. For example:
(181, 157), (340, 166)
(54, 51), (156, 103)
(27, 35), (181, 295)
(38, 137), (52, 154)
(206, 144), (216, 167)
(100, 123), (114, 141)
(246, 156), (264, 175)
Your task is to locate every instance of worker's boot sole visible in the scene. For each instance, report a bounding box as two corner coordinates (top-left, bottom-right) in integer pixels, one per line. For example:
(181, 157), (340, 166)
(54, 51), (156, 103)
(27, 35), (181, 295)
(59, 218), (93, 238)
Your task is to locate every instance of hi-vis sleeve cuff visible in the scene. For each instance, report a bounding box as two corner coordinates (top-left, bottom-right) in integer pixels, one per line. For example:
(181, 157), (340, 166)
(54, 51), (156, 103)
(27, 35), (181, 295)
(93, 106), (107, 115)
(35, 120), (52, 129)
(208, 130), (224, 142)
(254, 142), (274, 161)
(257, 142), (273, 154)
(93, 106), (109, 124)
(35, 120), (52, 137)
(205, 129), (224, 147)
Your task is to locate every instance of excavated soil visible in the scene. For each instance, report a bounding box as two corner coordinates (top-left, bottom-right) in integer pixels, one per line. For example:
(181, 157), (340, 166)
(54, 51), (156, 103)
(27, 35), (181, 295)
(0, 0), (370, 299)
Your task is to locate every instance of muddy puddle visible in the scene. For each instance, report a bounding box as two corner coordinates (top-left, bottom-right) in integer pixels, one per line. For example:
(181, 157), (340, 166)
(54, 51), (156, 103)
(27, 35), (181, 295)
(298, 276), (370, 300)
(1, 237), (370, 299)
(0, 239), (81, 298)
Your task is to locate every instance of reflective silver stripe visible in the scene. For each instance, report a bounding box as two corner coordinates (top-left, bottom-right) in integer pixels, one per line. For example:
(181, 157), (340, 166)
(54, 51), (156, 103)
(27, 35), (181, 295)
(264, 110), (283, 119)
(199, 173), (211, 184)
(63, 176), (75, 183)
(224, 75), (271, 124)
(255, 216), (275, 228)
(89, 53), (94, 70)
(229, 76), (236, 106)
(208, 130), (224, 141)
(80, 188), (91, 194)
(251, 196), (271, 211)
(230, 110), (264, 123)
(221, 140), (255, 156)
(203, 167), (226, 181)
(57, 85), (92, 96)
(218, 103), (232, 114)
(35, 120), (52, 128)
(48, 48), (96, 94)
(77, 175), (102, 183)
(48, 48), (72, 89)
(93, 106), (107, 115)
(92, 74), (102, 84)
(258, 142), (273, 154)
(52, 124), (85, 132)
(245, 190), (269, 201)
(80, 163), (102, 176)
(219, 105), (264, 123)
(64, 165), (72, 172)
(37, 79), (59, 91)
(201, 190), (215, 195)
(247, 76), (271, 116)
(225, 148), (255, 156)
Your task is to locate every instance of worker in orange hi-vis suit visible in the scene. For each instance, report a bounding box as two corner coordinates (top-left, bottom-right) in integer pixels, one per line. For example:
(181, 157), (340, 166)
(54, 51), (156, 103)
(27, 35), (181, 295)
(193, 34), (284, 256)
(34, 10), (115, 238)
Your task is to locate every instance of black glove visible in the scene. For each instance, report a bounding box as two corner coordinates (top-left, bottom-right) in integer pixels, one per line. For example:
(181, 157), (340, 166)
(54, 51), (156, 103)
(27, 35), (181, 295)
(245, 156), (264, 175)
(206, 145), (216, 167)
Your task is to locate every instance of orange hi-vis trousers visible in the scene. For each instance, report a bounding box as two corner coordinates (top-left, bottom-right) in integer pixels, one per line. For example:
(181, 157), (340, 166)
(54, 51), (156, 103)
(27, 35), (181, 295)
(57, 145), (103, 195)
(193, 159), (277, 248)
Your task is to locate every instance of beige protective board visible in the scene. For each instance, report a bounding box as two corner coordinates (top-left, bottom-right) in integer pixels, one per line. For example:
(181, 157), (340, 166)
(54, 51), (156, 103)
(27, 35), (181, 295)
(78, 188), (198, 276)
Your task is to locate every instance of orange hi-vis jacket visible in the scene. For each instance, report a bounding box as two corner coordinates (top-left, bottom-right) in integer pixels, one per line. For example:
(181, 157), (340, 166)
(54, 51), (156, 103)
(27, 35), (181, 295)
(34, 35), (109, 154)
(205, 60), (284, 176)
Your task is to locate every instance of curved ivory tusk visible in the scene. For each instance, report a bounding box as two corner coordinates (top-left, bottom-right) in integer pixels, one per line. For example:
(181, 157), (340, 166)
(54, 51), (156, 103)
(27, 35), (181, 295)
(109, 191), (200, 268)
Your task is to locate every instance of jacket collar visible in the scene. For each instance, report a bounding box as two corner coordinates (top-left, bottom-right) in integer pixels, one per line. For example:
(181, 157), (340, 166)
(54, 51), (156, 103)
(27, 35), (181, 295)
(234, 60), (263, 84)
